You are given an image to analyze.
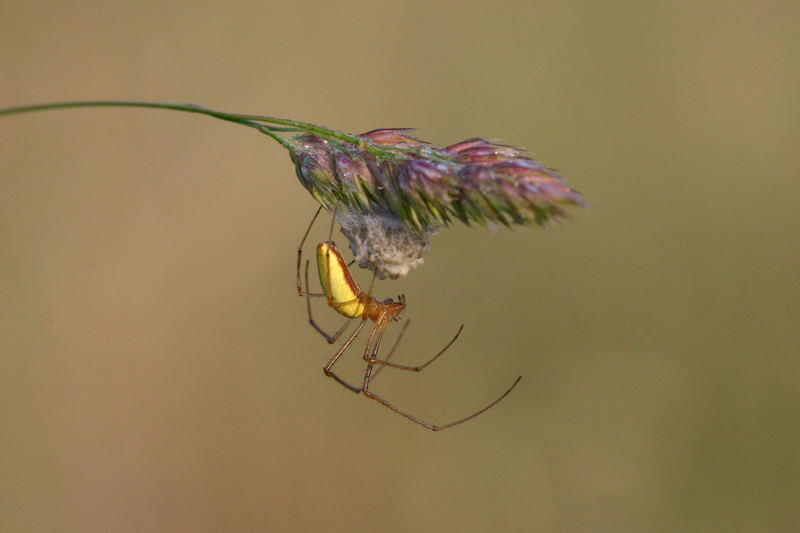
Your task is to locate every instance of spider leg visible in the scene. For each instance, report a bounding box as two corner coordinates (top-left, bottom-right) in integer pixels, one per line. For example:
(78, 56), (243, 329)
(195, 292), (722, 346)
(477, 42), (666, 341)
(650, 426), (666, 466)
(322, 319), (367, 393)
(368, 319), (412, 383)
(296, 205), (325, 297)
(359, 315), (521, 431)
(365, 324), (464, 372)
(362, 375), (522, 431)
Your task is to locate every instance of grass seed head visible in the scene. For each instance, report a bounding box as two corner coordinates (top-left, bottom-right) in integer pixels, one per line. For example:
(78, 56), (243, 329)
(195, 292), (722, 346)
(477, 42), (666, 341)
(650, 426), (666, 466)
(289, 128), (586, 278)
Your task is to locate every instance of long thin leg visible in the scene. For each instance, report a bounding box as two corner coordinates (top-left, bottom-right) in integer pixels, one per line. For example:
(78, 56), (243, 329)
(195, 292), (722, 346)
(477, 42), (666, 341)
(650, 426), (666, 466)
(297, 205), (324, 296)
(365, 325), (464, 372)
(323, 319), (367, 393)
(359, 317), (521, 431)
(304, 259), (352, 343)
(327, 202), (339, 242)
(360, 318), (386, 392)
(363, 373), (522, 432)
(369, 319), (412, 383)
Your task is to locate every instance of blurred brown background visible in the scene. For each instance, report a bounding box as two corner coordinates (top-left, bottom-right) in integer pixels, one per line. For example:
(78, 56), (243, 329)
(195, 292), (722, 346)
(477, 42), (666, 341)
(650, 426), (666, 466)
(1, 1), (799, 531)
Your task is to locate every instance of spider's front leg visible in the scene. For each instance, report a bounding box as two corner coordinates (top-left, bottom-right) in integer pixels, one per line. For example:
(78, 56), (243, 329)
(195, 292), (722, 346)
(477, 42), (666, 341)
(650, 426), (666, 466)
(296, 206), (324, 297)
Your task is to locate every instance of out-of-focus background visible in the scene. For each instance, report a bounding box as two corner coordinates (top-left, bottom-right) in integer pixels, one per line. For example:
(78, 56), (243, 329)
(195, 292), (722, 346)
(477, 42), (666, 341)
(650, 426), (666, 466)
(2, 1), (798, 531)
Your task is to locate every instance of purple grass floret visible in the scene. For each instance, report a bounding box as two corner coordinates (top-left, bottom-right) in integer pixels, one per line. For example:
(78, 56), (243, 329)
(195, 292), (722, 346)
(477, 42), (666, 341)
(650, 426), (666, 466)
(290, 129), (585, 232)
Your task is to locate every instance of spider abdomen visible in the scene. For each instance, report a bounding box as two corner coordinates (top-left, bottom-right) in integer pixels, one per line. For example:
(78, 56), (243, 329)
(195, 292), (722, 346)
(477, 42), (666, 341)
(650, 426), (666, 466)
(316, 241), (366, 318)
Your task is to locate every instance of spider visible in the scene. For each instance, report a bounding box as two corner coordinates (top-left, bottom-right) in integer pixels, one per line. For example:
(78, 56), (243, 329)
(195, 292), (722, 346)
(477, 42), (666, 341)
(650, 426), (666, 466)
(296, 206), (521, 431)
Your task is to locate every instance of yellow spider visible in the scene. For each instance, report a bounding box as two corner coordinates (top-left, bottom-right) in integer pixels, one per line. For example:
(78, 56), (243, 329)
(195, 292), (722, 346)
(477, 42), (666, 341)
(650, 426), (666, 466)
(296, 206), (520, 431)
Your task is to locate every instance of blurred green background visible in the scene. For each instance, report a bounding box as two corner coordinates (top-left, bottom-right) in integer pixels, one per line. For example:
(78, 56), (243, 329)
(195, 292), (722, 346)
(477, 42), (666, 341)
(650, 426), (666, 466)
(2, 1), (799, 531)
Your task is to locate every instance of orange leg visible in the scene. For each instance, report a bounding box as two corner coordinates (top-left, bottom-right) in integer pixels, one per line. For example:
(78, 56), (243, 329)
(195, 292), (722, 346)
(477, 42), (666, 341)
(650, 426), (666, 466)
(296, 205), (325, 297)
(322, 319), (367, 393)
(365, 324), (464, 372)
(359, 316), (522, 431)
